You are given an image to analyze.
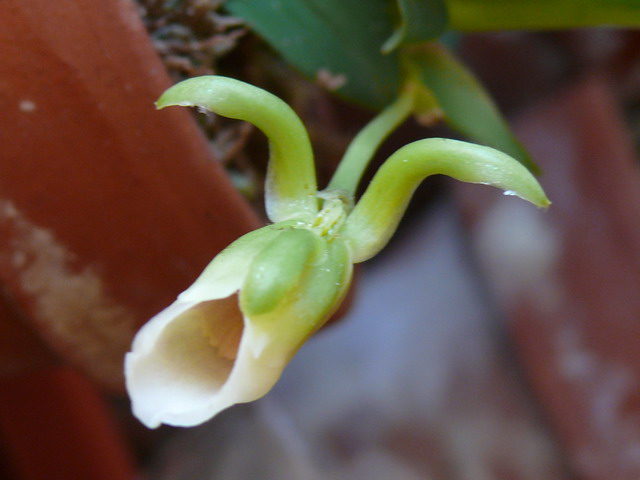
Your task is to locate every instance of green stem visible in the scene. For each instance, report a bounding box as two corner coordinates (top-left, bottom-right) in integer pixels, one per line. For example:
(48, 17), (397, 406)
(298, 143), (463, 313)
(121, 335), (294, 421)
(156, 76), (318, 222)
(343, 138), (550, 262)
(449, 0), (640, 31)
(327, 90), (414, 195)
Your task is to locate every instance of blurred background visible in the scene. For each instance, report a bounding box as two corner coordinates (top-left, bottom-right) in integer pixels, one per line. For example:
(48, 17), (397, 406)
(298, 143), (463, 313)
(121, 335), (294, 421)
(1, 1), (640, 479)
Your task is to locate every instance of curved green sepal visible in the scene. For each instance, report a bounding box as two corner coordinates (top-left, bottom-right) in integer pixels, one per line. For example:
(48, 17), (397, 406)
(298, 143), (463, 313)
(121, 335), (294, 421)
(240, 228), (322, 316)
(328, 90), (415, 195)
(157, 76), (318, 222)
(344, 138), (550, 262)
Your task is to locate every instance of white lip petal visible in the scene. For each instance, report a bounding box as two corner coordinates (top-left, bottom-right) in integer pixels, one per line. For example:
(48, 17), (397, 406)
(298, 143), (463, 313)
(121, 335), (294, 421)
(128, 300), (196, 355)
(125, 225), (294, 429)
(125, 227), (353, 429)
(125, 297), (287, 428)
(126, 295), (245, 428)
(149, 323), (288, 427)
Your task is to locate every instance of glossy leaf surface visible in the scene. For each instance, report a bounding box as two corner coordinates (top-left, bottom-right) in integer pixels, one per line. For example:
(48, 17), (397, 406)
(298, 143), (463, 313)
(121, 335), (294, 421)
(405, 43), (536, 171)
(383, 0), (449, 53)
(226, 0), (402, 108)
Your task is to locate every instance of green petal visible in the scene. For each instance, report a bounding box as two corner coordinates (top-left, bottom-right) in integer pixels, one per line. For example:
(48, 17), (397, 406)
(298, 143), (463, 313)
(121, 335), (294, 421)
(344, 138), (550, 262)
(245, 236), (352, 361)
(157, 76), (318, 222)
(240, 228), (323, 316)
(328, 90), (415, 195)
(179, 221), (297, 302)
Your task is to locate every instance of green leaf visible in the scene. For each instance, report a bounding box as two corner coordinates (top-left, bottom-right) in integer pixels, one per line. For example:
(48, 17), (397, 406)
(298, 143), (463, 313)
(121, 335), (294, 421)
(404, 43), (537, 171)
(447, 0), (640, 31)
(225, 0), (402, 109)
(382, 0), (449, 53)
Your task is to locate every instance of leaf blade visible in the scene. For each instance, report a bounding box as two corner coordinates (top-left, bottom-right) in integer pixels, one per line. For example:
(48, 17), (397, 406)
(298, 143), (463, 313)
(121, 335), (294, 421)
(405, 43), (537, 171)
(382, 0), (449, 53)
(226, 0), (402, 108)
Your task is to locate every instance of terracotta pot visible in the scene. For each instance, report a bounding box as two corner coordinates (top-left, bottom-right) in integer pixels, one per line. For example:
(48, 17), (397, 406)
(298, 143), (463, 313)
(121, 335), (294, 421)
(0, 0), (259, 389)
(0, 0), (261, 478)
(457, 75), (640, 480)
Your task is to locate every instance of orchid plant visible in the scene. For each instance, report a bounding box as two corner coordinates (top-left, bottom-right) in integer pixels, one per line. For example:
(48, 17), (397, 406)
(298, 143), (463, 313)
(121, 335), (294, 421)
(125, 75), (549, 428)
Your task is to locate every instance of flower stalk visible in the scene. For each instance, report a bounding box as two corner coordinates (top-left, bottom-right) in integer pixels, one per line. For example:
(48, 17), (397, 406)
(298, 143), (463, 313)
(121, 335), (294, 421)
(327, 88), (415, 196)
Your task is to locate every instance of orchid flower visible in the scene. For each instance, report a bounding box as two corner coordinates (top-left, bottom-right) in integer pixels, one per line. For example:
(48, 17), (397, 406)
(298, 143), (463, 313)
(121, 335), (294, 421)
(125, 76), (550, 428)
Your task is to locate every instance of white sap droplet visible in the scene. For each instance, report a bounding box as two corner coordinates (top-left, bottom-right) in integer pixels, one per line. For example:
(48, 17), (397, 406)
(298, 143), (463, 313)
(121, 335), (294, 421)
(502, 190), (517, 197)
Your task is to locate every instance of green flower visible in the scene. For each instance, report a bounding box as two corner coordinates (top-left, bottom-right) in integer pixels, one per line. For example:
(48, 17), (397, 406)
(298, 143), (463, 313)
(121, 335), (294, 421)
(125, 76), (549, 428)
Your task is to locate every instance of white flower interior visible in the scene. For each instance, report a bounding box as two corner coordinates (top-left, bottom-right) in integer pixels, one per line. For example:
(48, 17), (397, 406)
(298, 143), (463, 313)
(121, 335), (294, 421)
(127, 294), (244, 427)
(158, 296), (243, 391)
